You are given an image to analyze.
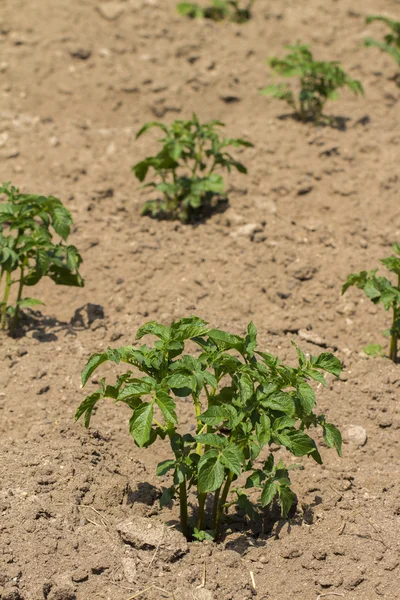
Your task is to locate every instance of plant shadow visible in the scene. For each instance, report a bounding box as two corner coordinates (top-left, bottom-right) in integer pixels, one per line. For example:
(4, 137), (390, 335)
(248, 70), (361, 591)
(9, 302), (105, 342)
(277, 112), (352, 131)
(143, 195), (229, 226)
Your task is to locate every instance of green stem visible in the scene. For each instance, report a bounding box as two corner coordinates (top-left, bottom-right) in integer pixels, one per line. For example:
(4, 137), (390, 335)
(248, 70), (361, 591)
(179, 480), (189, 540)
(211, 486), (221, 531)
(215, 472), (234, 540)
(389, 282), (399, 363)
(11, 263), (25, 333)
(1, 271), (12, 330)
(197, 492), (206, 531)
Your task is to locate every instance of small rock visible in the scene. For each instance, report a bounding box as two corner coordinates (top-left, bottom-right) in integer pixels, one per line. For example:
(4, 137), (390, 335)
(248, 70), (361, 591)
(69, 48), (91, 60)
(289, 264), (318, 281)
(345, 576), (365, 590)
(2, 588), (22, 600)
(230, 223), (263, 240)
(298, 329), (329, 348)
(193, 590), (214, 600)
(346, 425), (367, 446)
(71, 569), (88, 583)
(219, 94), (241, 104)
(121, 557), (137, 583)
(49, 136), (60, 147)
(280, 546), (303, 559)
(96, 2), (125, 20)
(48, 587), (76, 600)
(254, 197), (277, 214)
(116, 517), (188, 562)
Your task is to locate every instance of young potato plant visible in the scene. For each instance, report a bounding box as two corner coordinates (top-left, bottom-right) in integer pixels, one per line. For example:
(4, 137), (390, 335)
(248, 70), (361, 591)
(343, 244), (400, 363)
(132, 114), (253, 223)
(177, 0), (256, 23)
(261, 43), (364, 123)
(364, 16), (400, 84)
(0, 182), (84, 333)
(76, 316), (343, 541)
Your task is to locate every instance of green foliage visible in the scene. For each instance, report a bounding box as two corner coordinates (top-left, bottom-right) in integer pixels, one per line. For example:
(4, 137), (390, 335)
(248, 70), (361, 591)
(0, 182), (84, 333)
(261, 43), (364, 123)
(77, 316), (343, 540)
(177, 0), (256, 23)
(364, 15), (400, 81)
(343, 243), (400, 362)
(132, 114), (253, 223)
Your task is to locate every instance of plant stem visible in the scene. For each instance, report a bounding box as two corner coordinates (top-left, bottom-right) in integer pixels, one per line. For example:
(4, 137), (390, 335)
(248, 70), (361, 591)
(1, 271), (12, 330)
(211, 486), (221, 530)
(11, 263), (25, 334)
(197, 492), (206, 531)
(179, 480), (189, 540)
(215, 472), (234, 540)
(389, 282), (399, 363)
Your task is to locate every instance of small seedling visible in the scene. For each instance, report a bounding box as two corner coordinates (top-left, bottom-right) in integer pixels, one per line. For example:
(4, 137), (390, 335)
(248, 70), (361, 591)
(132, 114), (253, 222)
(364, 15), (400, 83)
(177, 0), (256, 23)
(261, 43), (364, 123)
(0, 182), (84, 333)
(76, 316), (343, 541)
(343, 243), (400, 363)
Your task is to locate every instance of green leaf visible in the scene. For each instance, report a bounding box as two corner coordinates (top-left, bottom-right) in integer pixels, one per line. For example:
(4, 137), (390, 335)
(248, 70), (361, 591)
(118, 379), (154, 399)
(297, 383), (316, 415)
(50, 204), (72, 240)
(220, 444), (244, 476)
(155, 390), (178, 425)
(363, 343), (385, 357)
(198, 457), (225, 492)
(276, 430), (322, 464)
(278, 485), (295, 517)
(17, 297), (44, 308)
(159, 486), (176, 508)
(261, 392), (296, 416)
(156, 459), (176, 476)
(169, 316), (209, 341)
(167, 372), (196, 392)
(239, 374), (253, 403)
(200, 405), (232, 426)
(237, 492), (258, 520)
(81, 352), (108, 387)
(75, 391), (102, 427)
(194, 433), (228, 449)
(129, 402), (154, 447)
(311, 353), (342, 377)
(36, 248), (50, 275)
(136, 320), (170, 340)
(261, 479), (279, 507)
(323, 423), (342, 456)
(207, 328), (244, 352)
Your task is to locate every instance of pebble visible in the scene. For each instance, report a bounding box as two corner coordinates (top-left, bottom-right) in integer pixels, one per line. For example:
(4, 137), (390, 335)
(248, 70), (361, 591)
(96, 2), (125, 20)
(346, 424), (367, 446)
(231, 223), (263, 240)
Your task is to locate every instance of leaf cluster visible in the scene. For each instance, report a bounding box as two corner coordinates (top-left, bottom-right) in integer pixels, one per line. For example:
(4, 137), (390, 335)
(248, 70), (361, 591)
(132, 114), (253, 222)
(77, 315), (343, 539)
(0, 182), (84, 331)
(342, 243), (400, 361)
(364, 15), (400, 75)
(177, 0), (256, 23)
(261, 43), (364, 122)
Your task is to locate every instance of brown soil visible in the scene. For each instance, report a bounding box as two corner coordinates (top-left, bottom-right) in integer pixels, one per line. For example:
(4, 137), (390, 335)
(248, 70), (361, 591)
(1, 0), (400, 599)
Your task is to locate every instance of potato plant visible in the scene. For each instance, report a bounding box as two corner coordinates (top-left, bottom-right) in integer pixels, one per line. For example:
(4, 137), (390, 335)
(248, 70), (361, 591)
(261, 43), (364, 123)
(0, 182), (84, 333)
(76, 316), (343, 541)
(132, 114), (253, 222)
(364, 16), (400, 83)
(177, 0), (256, 23)
(343, 244), (400, 363)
